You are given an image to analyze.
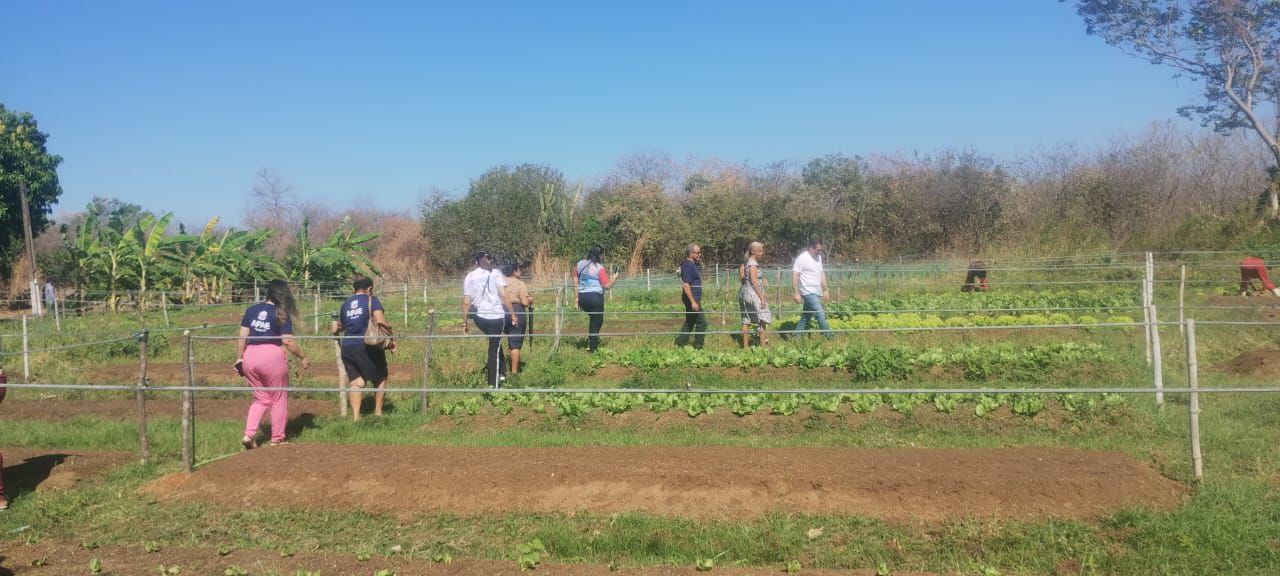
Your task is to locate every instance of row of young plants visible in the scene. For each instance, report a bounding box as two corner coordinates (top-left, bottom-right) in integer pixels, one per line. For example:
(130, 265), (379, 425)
(592, 342), (1112, 380)
(436, 389), (1129, 419)
(776, 312), (1136, 332)
(604, 287), (1141, 314)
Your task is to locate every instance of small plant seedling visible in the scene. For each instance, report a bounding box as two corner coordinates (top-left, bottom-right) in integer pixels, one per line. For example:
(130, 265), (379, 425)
(517, 538), (547, 570)
(81, 541), (100, 550)
(280, 548), (295, 558)
(145, 541), (162, 553)
(30, 556), (47, 567)
(979, 568), (1001, 576)
(430, 553), (452, 564)
(218, 545), (232, 556)
(356, 551), (372, 562)
(784, 560), (802, 573)
(158, 565), (181, 575)
(875, 561), (892, 576)
(224, 567), (248, 576)
(373, 570), (396, 576)
(695, 551), (727, 572)
(294, 571), (321, 576)
(90, 558), (103, 573)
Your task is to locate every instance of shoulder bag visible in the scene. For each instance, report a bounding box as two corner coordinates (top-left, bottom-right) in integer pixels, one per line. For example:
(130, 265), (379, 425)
(363, 294), (394, 349)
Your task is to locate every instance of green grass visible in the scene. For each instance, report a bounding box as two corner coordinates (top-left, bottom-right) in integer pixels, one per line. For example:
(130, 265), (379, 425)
(3, 286), (1280, 574)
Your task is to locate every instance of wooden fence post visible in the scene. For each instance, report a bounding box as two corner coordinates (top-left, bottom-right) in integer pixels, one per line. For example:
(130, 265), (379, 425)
(1185, 318), (1203, 480)
(421, 310), (436, 413)
(334, 339), (348, 417)
(136, 330), (150, 465)
(181, 330), (195, 473)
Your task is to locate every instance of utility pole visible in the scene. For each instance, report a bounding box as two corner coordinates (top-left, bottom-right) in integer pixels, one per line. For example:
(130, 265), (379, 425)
(19, 181), (41, 317)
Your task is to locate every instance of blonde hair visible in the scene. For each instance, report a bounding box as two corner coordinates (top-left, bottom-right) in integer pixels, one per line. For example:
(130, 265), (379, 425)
(742, 241), (764, 264)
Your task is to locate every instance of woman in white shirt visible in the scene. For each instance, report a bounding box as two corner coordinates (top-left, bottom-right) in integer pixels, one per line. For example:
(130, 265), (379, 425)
(462, 251), (516, 388)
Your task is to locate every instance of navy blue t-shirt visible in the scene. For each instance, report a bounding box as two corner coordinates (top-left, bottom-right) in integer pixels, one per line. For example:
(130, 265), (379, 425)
(339, 294), (384, 347)
(680, 260), (703, 301)
(240, 302), (293, 346)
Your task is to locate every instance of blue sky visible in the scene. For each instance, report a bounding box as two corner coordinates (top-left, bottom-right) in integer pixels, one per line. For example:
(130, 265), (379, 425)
(4, 1), (1204, 227)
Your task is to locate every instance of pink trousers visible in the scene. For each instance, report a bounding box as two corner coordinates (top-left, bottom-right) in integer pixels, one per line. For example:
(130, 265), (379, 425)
(243, 344), (289, 443)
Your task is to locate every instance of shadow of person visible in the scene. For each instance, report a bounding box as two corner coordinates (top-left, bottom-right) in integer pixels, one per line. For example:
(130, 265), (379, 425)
(3, 454), (69, 499)
(0, 555), (15, 576)
(283, 413), (319, 439)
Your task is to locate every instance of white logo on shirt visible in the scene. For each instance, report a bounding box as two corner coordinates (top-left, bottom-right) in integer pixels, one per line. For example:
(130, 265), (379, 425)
(257, 310), (268, 321)
(350, 300), (359, 309)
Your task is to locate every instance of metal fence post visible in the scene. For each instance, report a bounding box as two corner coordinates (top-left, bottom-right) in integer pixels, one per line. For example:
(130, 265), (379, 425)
(161, 292), (170, 328)
(1185, 318), (1203, 480)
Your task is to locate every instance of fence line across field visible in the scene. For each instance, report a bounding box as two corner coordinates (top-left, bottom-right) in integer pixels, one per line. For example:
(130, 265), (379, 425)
(0, 316), (1217, 480)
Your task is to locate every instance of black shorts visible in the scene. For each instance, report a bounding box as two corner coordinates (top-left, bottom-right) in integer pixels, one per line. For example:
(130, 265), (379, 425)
(341, 344), (388, 385)
(505, 302), (527, 350)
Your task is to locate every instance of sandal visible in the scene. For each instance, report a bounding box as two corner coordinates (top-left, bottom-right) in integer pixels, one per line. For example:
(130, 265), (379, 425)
(241, 436), (257, 451)
(268, 440), (290, 447)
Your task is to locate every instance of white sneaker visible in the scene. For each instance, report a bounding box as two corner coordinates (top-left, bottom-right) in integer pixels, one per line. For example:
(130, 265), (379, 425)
(1272, 288), (1280, 297)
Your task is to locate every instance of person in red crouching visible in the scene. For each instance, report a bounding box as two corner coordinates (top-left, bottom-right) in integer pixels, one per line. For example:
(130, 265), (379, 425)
(1239, 256), (1280, 297)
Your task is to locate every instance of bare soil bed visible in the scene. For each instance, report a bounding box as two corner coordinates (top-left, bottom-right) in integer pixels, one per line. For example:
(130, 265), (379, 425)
(0, 542), (941, 576)
(143, 444), (1183, 523)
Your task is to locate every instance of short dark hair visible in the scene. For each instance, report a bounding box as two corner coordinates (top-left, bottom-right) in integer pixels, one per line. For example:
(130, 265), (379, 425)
(808, 238), (824, 249)
(474, 250), (492, 264)
(586, 245), (604, 262)
(352, 277), (374, 291)
(500, 263), (516, 276)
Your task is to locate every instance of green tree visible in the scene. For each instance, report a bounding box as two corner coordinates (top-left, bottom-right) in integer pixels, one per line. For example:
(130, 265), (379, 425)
(1074, 0), (1280, 216)
(421, 164), (566, 271)
(0, 104), (64, 276)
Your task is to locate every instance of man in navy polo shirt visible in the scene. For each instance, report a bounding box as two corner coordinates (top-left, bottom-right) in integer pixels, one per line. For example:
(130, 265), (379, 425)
(676, 243), (707, 349)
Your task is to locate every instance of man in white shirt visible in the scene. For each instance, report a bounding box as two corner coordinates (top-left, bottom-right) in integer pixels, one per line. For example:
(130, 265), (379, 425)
(791, 239), (833, 339)
(462, 251), (516, 388)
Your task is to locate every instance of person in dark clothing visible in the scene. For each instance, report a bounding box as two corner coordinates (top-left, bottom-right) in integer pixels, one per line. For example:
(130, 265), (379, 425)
(330, 277), (396, 421)
(962, 260), (989, 292)
(675, 243), (708, 349)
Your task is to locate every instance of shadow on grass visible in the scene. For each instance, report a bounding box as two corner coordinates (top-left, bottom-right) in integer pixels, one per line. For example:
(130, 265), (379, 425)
(2, 453), (68, 499)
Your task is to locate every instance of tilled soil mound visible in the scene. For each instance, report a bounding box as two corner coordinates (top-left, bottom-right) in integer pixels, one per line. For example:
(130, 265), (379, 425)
(1216, 349), (1280, 378)
(143, 444), (1183, 522)
(0, 542), (941, 576)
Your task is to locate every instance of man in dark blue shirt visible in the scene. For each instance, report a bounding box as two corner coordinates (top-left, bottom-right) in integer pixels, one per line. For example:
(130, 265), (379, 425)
(676, 243), (707, 349)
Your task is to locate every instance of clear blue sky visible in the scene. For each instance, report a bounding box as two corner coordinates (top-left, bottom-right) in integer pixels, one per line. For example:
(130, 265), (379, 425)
(4, 1), (1204, 228)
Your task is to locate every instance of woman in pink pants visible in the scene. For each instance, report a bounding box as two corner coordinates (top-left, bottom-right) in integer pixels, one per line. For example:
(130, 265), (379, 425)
(235, 280), (309, 449)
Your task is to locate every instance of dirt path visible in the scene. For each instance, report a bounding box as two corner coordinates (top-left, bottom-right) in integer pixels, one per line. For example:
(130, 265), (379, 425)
(0, 542), (940, 576)
(144, 444), (1183, 523)
(0, 398), (340, 421)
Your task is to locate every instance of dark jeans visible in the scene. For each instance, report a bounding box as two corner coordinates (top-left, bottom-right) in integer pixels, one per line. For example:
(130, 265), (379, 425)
(473, 316), (506, 388)
(675, 293), (707, 348)
(578, 291), (605, 352)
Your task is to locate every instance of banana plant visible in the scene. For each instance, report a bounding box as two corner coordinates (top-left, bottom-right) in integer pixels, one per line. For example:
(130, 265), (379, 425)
(130, 212), (174, 307)
(286, 215), (380, 289)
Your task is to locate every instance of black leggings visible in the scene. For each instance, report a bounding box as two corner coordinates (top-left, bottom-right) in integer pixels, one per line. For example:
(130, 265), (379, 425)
(473, 316), (506, 388)
(578, 291), (605, 352)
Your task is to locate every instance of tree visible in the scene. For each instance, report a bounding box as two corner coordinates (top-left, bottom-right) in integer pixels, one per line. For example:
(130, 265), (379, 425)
(1074, 0), (1280, 216)
(0, 104), (64, 276)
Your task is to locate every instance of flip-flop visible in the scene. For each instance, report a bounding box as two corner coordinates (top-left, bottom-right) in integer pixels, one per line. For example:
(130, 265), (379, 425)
(268, 441), (290, 447)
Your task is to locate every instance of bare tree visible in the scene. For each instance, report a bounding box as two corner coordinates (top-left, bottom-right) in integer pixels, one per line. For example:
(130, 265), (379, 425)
(244, 168), (300, 257)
